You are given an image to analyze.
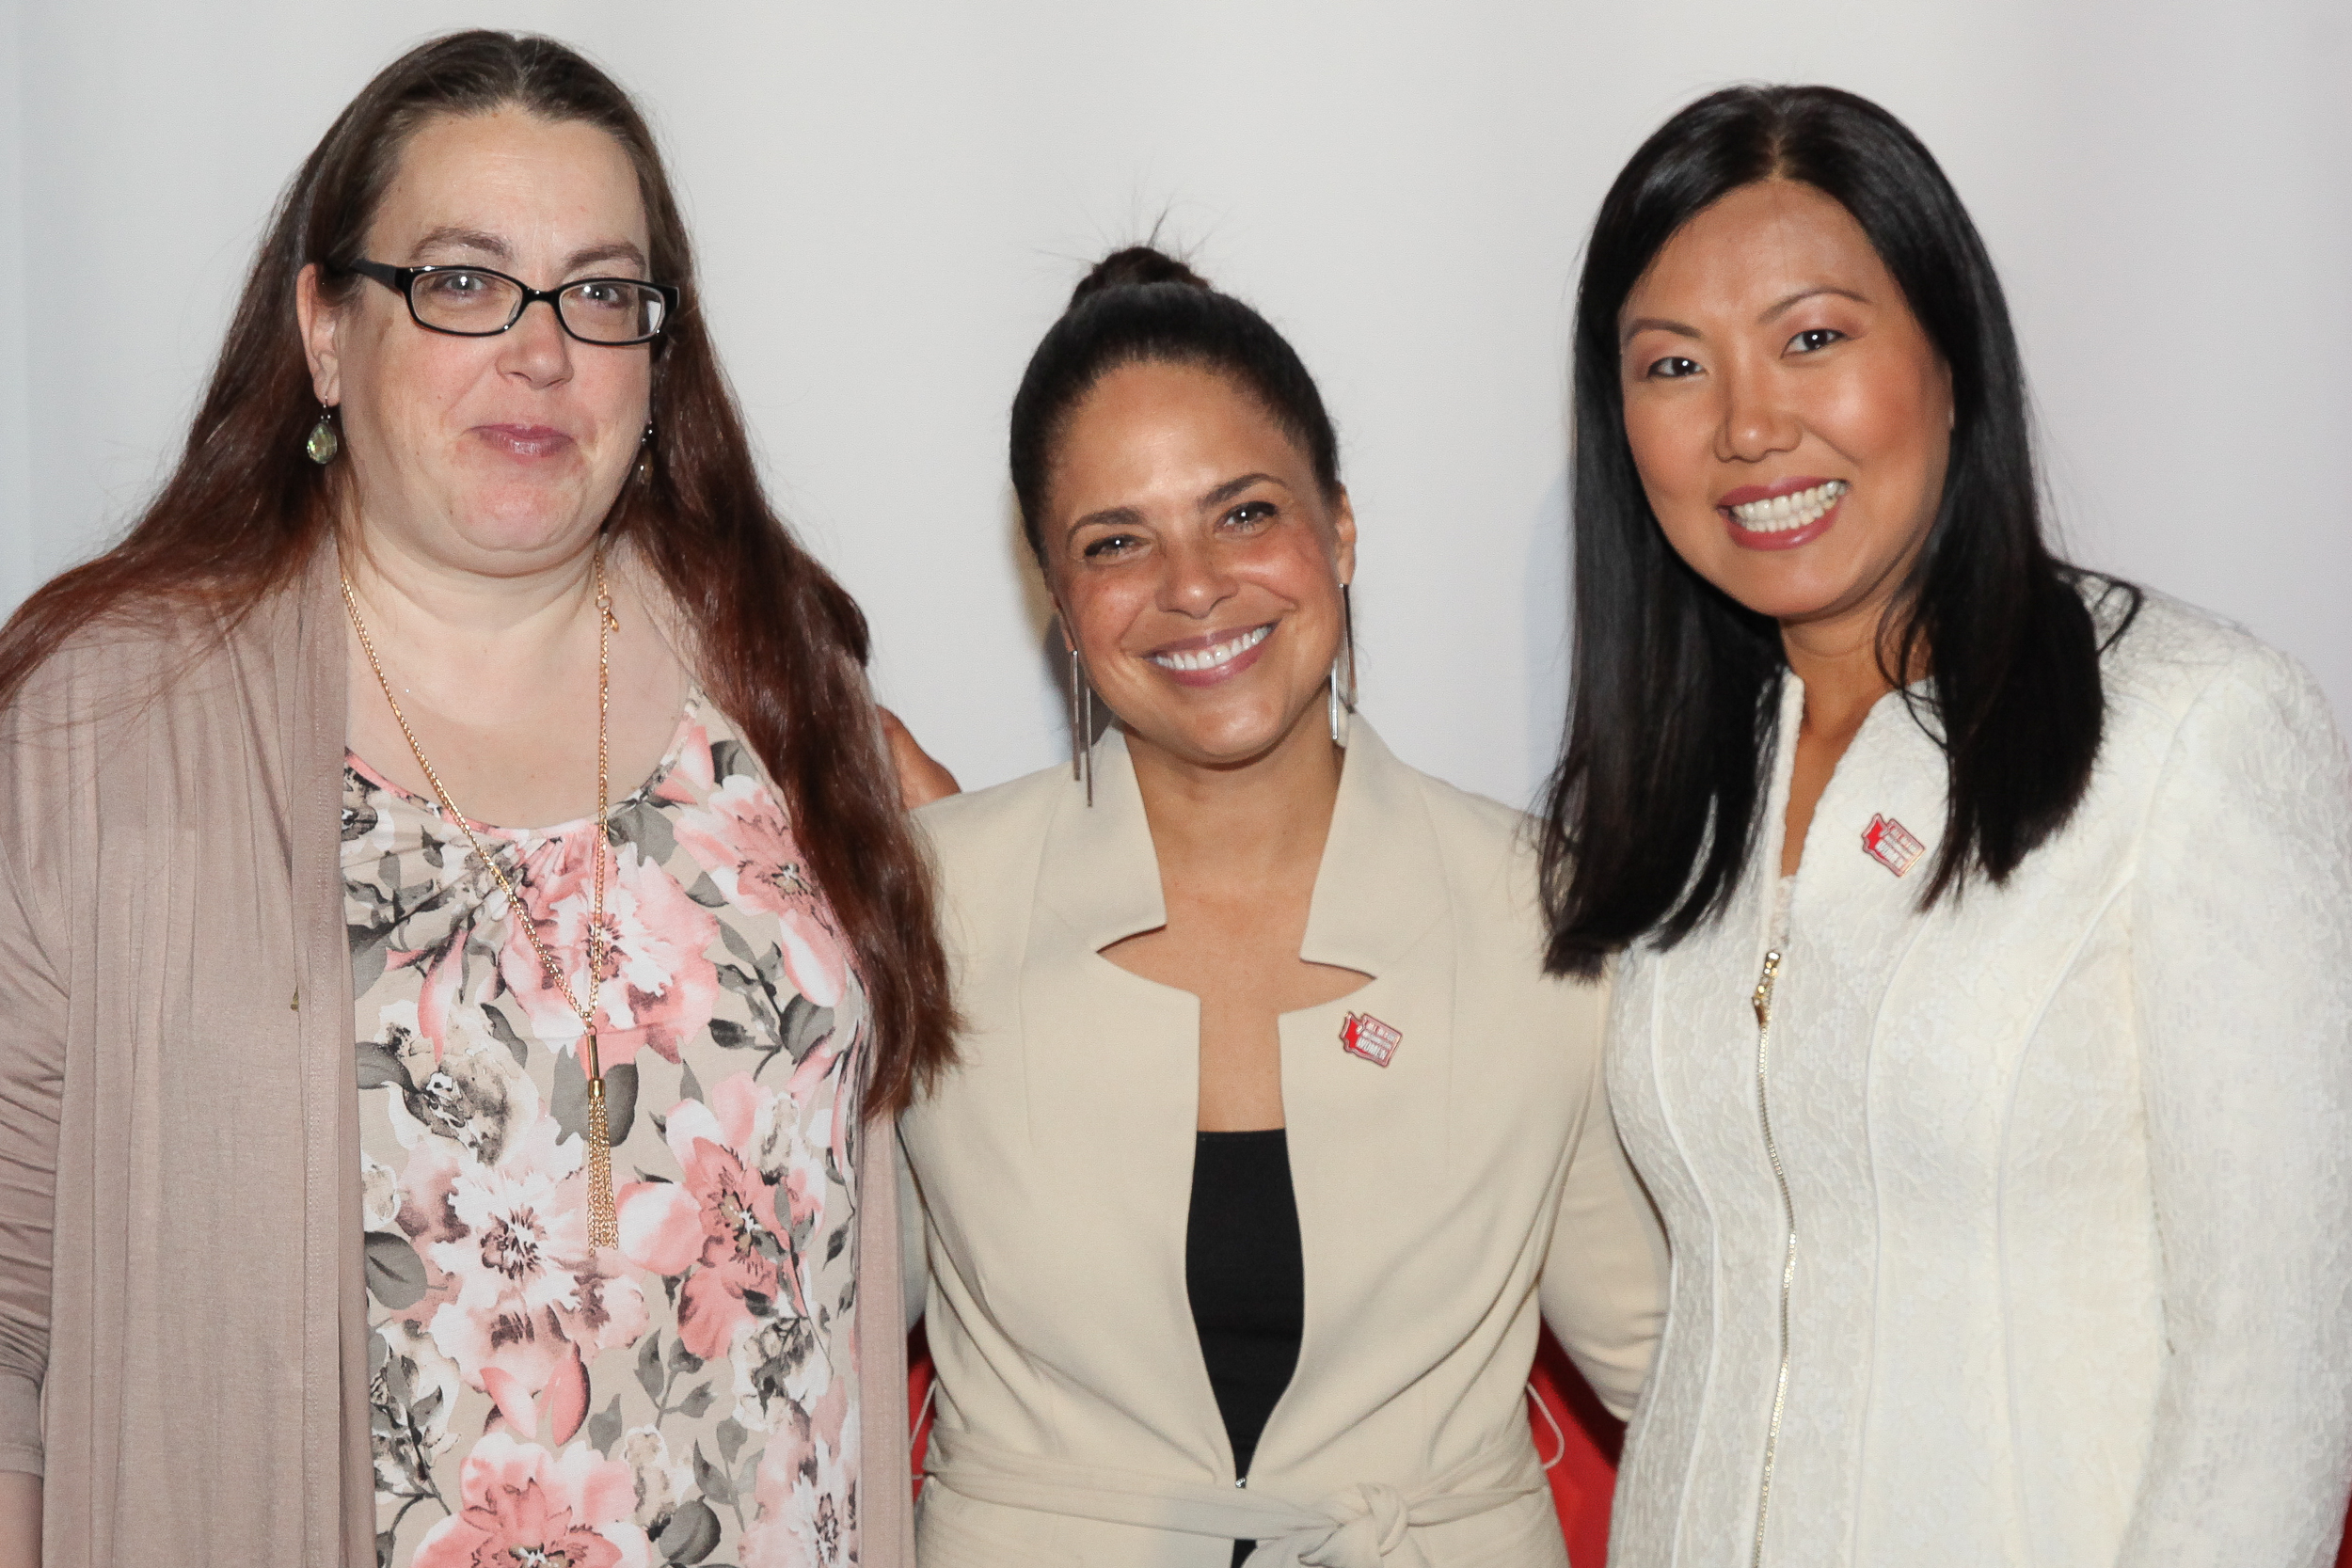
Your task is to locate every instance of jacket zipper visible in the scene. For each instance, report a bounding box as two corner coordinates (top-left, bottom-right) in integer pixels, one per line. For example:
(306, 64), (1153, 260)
(1750, 949), (1795, 1568)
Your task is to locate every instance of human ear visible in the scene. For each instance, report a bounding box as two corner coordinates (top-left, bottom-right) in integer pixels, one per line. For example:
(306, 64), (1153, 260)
(1329, 487), (1359, 587)
(295, 263), (343, 406)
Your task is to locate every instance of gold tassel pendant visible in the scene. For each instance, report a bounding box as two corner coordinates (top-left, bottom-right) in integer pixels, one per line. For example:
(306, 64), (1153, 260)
(342, 551), (626, 1254)
(585, 1043), (618, 1250)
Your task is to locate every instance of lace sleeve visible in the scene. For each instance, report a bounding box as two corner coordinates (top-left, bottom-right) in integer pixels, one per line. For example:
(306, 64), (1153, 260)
(2121, 643), (2352, 1565)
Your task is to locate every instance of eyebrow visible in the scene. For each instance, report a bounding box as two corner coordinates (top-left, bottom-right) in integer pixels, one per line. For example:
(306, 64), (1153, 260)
(1066, 503), (1142, 541)
(1063, 472), (1291, 543)
(1621, 314), (1698, 345)
(1759, 284), (1868, 321)
(1199, 472), (1285, 510)
(564, 240), (649, 276)
(409, 226), (511, 261)
(406, 227), (648, 277)
(1621, 285), (1871, 346)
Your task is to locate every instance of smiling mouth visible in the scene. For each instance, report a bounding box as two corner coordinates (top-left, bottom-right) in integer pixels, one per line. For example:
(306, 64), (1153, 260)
(476, 424), (573, 458)
(1725, 479), (1849, 533)
(1148, 625), (1272, 673)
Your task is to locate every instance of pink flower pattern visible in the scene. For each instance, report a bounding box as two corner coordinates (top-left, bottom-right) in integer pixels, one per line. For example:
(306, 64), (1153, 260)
(409, 1433), (649, 1568)
(674, 776), (850, 1008)
(496, 832), (723, 1069)
(616, 1070), (818, 1363)
(398, 1107), (648, 1436)
(348, 697), (864, 1568)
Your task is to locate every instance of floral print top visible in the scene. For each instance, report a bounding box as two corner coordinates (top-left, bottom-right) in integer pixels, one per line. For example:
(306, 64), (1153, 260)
(347, 694), (866, 1568)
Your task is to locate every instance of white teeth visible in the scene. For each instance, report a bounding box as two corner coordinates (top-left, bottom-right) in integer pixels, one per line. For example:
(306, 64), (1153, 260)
(1150, 624), (1272, 673)
(1729, 479), (1849, 532)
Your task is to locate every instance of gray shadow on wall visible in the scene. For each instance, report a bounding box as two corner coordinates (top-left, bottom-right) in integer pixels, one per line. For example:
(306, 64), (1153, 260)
(1522, 466), (1574, 812)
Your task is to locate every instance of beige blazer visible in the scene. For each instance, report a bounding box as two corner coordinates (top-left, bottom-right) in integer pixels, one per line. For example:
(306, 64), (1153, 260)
(900, 721), (1665, 1568)
(0, 545), (914, 1567)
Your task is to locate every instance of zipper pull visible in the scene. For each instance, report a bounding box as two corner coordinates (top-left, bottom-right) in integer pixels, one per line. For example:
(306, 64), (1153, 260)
(1752, 950), (1783, 1026)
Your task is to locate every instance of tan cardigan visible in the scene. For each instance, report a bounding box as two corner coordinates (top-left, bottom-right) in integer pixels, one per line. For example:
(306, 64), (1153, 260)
(900, 722), (1666, 1567)
(0, 545), (914, 1566)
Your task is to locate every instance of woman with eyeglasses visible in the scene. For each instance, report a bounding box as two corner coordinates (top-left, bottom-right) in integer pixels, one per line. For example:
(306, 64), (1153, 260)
(896, 246), (1665, 1568)
(1541, 86), (2352, 1565)
(0, 31), (947, 1568)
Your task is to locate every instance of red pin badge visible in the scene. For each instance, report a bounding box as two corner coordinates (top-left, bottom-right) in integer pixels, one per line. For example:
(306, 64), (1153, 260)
(1862, 814), (1926, 877)
(1340, 1011), (1402, 1067)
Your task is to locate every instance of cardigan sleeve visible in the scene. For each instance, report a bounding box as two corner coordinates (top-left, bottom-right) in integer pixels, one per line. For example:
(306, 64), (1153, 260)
(0, 829), (60, 1477)
(2119, 644), (2352, 1566)
(1537, 1021), (1668, 1422)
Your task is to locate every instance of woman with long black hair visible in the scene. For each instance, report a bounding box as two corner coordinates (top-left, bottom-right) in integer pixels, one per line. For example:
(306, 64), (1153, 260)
(1539, 86), (2352, 1566)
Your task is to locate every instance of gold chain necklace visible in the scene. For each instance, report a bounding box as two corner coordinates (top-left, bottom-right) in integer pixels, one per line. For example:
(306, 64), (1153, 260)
(341, 550), (622, 1249)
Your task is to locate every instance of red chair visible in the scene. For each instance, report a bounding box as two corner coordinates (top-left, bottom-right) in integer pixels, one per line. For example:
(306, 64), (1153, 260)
(912, 1330), (2352, 1566)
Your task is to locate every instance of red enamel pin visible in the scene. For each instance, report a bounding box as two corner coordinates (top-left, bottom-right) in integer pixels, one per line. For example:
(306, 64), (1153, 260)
(1340, 1011), (1403, 1067)
(1862, 814), (1926, 877)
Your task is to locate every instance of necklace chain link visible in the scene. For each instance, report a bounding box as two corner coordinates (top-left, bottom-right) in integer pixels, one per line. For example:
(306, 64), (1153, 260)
(341, 548), (621, 1247)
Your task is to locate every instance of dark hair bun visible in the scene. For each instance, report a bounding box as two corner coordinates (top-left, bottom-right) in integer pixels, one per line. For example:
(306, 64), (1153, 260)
(1069, 245), (1212, 308)
(1010, 242), (1340, 561)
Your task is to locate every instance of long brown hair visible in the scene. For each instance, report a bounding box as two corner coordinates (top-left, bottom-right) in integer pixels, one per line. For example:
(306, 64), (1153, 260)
(0, 30), (955, 1113)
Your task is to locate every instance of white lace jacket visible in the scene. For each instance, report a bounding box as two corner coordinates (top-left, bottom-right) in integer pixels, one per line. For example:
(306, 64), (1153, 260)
(1606, 589), (2352, 1568)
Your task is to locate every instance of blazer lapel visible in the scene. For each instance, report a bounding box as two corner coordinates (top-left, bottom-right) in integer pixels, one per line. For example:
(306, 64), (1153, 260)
(1297, 717), (1447, 977)
(1010, 721), (1473, 1481)
(1033, 731), (1166, 949)
(1019, 734), (1232, 1474)
(1266, 717), (1463, 1465)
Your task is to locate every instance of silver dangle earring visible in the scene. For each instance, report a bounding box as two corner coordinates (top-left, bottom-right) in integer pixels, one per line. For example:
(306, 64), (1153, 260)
(1068, 642), (1095, 807)
(1328, 581), (1357, 744)
(304, 403), (340, 466)
(634, 420), (655, 484)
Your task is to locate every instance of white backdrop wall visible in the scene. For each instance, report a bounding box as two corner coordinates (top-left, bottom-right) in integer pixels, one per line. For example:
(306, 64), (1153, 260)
(4, 1), (2346, 807)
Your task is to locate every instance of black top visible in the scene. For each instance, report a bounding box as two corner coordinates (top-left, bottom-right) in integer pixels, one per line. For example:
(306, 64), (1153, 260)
(1186, 1128), (1306, 1566)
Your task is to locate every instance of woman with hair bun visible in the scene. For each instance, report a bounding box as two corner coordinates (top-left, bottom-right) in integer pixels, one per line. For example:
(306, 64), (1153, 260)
(1541, 85), (2352, 1565)
(0, 30), (948, 1568)
(898, 245), (1665, 1567)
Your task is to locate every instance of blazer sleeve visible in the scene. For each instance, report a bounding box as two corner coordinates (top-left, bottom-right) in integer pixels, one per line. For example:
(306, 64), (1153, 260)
(2119, 645), (2352, 1566)
(897, 1122), (929, 1335)
(0, 826), (60, 1477)
(1538, 1016), (1668, 1422)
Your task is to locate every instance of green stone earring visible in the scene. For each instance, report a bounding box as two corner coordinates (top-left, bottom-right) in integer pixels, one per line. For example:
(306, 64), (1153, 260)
(305, 404), (340, 466)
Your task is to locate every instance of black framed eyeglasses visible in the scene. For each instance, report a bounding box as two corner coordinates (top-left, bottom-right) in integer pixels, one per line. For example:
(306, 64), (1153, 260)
(345, 260), (679, 345)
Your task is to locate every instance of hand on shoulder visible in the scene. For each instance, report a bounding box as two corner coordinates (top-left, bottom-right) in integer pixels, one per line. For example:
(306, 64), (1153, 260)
(881, 708), (961, 809)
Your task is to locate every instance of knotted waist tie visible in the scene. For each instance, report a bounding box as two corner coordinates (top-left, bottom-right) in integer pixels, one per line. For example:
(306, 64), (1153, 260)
(923, 1424), (1547, 1567)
